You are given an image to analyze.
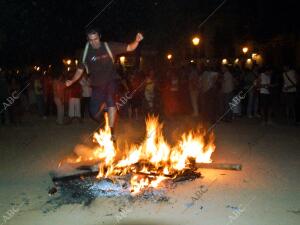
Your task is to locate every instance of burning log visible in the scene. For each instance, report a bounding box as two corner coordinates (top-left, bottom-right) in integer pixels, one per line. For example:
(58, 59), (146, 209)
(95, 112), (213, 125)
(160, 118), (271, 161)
(173, 169), (202, 182)
(50, 167), (201, 185)
(51, 162), (241, 184)
(135, 171), (174, 178)
(195, 162), (242, 171)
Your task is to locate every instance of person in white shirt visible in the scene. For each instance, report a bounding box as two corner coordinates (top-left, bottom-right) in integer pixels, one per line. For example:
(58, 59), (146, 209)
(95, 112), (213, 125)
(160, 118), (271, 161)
(79, 73), (92, 119)
(282, 65), (298, 124)
(258, 67), (273, 125)
(221, 65), (234, 121)
(199, 65), (218, 124)
(189, 63), (200, 117)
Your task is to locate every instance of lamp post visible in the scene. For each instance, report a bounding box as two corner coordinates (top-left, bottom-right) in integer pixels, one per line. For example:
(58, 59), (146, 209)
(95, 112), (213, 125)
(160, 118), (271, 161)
(191, 36), (201, 61)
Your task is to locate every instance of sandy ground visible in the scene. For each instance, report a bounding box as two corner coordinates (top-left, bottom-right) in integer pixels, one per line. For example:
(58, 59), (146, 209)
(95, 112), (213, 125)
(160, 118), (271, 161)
(0, 115), (299, 225)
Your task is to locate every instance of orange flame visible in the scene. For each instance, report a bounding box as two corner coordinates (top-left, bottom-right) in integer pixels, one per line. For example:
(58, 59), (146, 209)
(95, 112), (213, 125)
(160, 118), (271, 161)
(66, 113), (215, 193)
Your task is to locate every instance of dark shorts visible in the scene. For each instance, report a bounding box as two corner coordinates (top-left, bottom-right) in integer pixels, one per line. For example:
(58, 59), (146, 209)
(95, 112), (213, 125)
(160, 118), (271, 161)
(89, 82), (116, 121)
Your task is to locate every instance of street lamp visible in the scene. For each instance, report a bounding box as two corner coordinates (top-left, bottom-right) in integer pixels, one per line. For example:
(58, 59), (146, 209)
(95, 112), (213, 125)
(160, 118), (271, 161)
(192, 37), (200, 46)
(120, 56), (126, 65)
(242, 47), (248, 54)
(167, 54), (173, 60)
(222, 58), (228, 65)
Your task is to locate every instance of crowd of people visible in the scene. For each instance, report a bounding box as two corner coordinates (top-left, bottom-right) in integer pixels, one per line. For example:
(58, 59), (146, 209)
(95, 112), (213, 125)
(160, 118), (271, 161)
(154, 63), (298, 126)
(0, 62), (299, 127)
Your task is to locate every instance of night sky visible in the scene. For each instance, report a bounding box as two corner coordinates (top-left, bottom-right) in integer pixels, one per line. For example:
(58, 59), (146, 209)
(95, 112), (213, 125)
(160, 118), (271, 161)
(0, 0), (298, 67)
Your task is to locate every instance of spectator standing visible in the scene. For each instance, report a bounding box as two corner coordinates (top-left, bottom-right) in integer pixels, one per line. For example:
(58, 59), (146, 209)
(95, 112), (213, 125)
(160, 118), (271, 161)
(244, 68), (257, 118)
(282, 65), (298, 124)
(144, 69), (155, 114)
(33, 73), (46, 119)
(53, 74), (65, 125)
(221, 65), (234, 122)
(128, 71), (143, 120)
(79, 73), (92, 120)
(200, 65), (218, 124)
(43, 73), (54, 116)
(68, 81), (82, 122)
(258, 67), (273, 125)
(9, 78), (22, 124)
(188, 64), (200, 117)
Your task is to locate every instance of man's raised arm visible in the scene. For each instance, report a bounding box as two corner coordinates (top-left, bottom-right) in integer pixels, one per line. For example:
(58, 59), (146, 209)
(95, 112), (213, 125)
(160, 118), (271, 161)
(126, 33), (143, 52)
(65, 68), (84, 87)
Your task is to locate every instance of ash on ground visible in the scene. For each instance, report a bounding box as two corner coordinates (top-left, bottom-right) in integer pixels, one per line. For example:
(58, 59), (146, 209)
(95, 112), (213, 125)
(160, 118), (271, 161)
(44, 175), (175, 213)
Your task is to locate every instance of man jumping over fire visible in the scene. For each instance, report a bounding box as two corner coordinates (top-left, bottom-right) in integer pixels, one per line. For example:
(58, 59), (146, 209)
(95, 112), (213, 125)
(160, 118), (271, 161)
(66, 28), (143, 141)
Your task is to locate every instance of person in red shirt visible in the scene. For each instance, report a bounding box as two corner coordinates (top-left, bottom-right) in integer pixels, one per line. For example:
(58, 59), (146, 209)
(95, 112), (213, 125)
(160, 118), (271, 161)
(68, 77), (82, 122)
(53, 74), (65, 124)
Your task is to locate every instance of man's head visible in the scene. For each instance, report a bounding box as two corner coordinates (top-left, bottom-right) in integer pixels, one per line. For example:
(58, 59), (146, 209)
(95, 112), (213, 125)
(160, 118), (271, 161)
(86, 28), (101, 49)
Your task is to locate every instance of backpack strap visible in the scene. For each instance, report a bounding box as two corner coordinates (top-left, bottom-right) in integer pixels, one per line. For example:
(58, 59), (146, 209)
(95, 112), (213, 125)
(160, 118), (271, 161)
(104, 42), (115, 63)
(82, 42), (115, 73)
(284, 72), (296, 87)
(82, 42), (90, 73)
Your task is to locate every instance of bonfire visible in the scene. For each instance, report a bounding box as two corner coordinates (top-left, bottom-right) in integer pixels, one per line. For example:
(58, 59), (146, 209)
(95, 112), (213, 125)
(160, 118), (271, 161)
(63, 113), (215, 194)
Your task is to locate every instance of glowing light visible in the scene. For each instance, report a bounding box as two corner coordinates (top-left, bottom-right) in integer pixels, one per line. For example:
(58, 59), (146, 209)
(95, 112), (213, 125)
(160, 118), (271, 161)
(75, 60), (78, 66)
(190, 60), (194, 63)
(234, 58), (239, 64)
(120, 56), (126, 65)
(192, 37), (200, 46)
(167, 54), (173, 60)
(222, 58), (228, 65)
(67, 59), (72, 65)
(242, 47), (248, 54)
(245, 58), (253, 69)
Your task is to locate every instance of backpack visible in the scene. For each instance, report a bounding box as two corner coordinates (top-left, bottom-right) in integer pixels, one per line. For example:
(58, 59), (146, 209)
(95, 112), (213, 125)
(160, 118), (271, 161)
(82, 42), (114, 74)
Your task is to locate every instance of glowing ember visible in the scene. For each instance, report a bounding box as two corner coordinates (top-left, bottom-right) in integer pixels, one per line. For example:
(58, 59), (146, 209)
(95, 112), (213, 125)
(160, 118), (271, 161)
(65, 113), (215, 193)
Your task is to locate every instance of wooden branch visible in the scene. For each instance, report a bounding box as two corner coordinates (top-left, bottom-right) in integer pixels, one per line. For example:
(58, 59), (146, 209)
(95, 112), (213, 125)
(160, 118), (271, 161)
(195, 162), (242, 171)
